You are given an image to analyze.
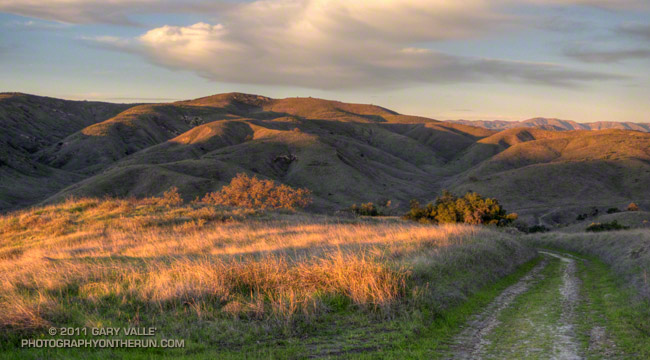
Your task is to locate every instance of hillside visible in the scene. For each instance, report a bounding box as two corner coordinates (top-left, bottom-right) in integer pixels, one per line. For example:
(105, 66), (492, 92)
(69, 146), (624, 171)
(1, 92), (648, 225)
(448, 118), (650, 132)
(0, 93), (135, 210)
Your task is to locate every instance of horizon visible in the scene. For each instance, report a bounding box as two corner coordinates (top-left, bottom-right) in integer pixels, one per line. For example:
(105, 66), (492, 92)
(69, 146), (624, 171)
(5, 90), (650, 125)
(1, 1), (649, 122)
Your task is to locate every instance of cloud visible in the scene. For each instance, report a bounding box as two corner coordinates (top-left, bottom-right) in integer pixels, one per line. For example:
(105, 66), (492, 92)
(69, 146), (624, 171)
(92, 0), (617, 89)
(565, 47), (650, 63)
(0, 0), (233, 25)
(617, 24), (650, 41)
(3, 0), (630, 89)
(536, 0), (650, 10)
(4, 19), (70, 30)
(1, 0), (649, 25)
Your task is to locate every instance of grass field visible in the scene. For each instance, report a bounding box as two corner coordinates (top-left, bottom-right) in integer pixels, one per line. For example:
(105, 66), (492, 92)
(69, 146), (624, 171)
(0, 196), (535, 358)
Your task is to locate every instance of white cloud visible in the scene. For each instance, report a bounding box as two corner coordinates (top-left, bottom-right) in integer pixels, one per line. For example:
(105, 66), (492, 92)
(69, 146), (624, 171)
(0, 0), (232, 25)
(2, 0), (636, 89)
(110, 0), (620, 89)
(1, 0), (648, 25)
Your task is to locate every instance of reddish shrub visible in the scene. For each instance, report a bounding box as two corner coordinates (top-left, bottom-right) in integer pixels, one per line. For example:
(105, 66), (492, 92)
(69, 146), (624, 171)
(202, 173), (312, 210)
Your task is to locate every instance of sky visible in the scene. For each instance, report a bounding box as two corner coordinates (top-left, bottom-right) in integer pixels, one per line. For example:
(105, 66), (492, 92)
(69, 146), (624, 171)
(0, 0), (649, 123)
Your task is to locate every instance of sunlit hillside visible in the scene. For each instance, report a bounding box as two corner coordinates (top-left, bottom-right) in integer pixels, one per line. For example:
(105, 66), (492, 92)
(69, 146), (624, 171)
(0, 195), (533, 357)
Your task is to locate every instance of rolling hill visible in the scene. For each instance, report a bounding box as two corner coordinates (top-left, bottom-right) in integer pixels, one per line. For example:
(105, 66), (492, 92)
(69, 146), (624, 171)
(1, 92), (648, 226)
(447, 118), (650, 132)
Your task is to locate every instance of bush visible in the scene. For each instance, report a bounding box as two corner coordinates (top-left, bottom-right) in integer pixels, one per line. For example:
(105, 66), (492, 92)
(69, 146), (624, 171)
(528, 225), (550, 233)
(586, 220), (629, 232)
(607, 208), (620, 214)
(157, 187), (183, 207)
(202, 173), (312, 210)
(576, 213), (587, 221)
(350, 203), (381, 216)
(513, 222), (549, 234)
(404, 191), (517, 227)
(627, 203), (640, 212)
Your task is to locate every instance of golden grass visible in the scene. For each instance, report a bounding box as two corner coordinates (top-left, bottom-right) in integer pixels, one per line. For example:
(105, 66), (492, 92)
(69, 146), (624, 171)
(0, 197), (525, 337)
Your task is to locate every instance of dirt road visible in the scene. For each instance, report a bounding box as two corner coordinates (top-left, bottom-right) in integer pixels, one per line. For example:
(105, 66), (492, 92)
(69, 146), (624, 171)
(447, 250), (619, 360)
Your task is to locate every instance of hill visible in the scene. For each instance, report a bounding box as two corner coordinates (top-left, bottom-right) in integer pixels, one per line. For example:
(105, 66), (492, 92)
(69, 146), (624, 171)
(0, 93), (135, 210)
(447, 118), (650, 132)
(1, 92), (648, 226)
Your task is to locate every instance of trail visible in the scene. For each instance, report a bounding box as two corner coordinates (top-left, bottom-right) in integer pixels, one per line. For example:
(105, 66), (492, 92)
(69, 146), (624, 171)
(540, 251), (581, 360)
(447, 259), (548, 359)
(447, 250), (617, 360)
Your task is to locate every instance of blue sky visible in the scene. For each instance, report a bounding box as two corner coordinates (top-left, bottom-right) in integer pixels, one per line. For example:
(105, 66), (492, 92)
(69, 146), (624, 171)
(1, 0), (649, 123)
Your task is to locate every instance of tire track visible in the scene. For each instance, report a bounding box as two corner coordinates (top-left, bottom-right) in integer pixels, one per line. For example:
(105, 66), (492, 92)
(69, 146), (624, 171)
(446, 259), (549, 359)
(540, 251), (581, 360)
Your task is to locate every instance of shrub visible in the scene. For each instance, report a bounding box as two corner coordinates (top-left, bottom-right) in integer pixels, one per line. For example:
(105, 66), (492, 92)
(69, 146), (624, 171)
(513, 222), (549, 234)
(157, 187), (183, 207)
(627, 203), (640, 212)
(586, 220), (629, 232)
(202, 173), (312, 210)
(607, 208), (620, 214)
(404, 191), (517, 227)
(576, 213), (587, 221)
(528, 225), (550, 233)
(350, 203), (381, 216)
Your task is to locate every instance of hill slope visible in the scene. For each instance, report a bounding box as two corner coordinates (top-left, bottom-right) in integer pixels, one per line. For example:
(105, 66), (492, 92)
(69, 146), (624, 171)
(1, 92), (648, 225)
(448, 118), (650, 132)
(0, 93), (135, 209)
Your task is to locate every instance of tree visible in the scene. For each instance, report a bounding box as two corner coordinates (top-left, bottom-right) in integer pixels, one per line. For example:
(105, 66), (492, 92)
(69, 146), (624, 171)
(404, 191), (517, 226)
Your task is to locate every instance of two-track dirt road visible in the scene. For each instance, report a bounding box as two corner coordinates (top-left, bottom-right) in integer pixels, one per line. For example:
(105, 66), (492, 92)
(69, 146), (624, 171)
(447, 250), (620, 360)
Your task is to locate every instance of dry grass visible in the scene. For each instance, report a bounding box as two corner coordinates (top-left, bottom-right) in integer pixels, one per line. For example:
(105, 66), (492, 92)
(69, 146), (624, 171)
(0, 197), (533, 341)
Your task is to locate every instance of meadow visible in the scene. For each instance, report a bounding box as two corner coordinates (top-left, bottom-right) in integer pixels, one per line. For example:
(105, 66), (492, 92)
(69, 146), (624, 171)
(0, 196), (534, 358)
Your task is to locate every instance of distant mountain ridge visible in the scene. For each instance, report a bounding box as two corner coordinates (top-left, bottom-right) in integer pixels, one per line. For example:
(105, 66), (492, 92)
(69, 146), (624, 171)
(446, 118), (650, 132)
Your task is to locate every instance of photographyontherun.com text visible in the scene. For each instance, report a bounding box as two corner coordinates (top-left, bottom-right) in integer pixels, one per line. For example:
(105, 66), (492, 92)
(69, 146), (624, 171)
(22, 327), (185, 348)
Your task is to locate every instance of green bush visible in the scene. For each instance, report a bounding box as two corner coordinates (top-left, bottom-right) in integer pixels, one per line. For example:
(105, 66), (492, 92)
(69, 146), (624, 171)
(404, 191), (517, 227)
(513, 222), (549, 234)
(528, 225), (550, 233)
(607, 207), (619, 214)
(350, 203), (381, 216)
(586, 220), (629, 232)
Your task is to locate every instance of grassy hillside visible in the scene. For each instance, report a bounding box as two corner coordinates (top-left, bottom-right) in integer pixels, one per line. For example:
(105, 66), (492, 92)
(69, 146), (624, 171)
(2, 92), (649, 227)
(28, 94), (495, 211)
(0, 93), (135, 211)
(447, 129), (650, 224)
(448, 118), (650, 132)
(0, 197), (534, 358)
